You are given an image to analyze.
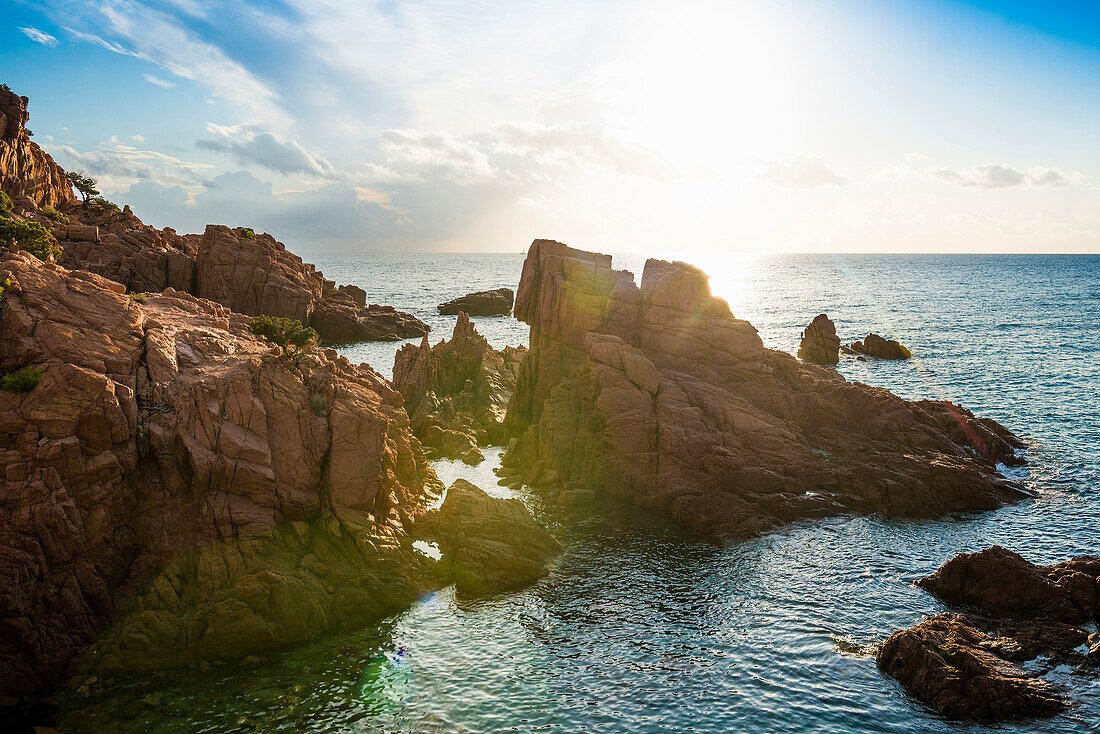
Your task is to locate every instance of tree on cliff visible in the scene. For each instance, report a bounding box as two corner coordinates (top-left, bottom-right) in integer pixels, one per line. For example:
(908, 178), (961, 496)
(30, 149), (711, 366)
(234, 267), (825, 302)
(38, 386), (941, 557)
(66, 171), (99, 205)
(248, 315), (318, 358)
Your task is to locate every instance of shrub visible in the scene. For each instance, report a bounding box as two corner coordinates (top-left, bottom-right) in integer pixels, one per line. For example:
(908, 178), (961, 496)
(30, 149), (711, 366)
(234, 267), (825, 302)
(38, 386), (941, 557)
(248, 315), (317, 356)
(41, 206), (66, 223)
(129, 292), (147, 303)
(1, 366), (42, 393)
(0, 83), (9, 92)
(0, 216), (61, 260)
(239, 227), (255, 239)
(309, 392), (330, 416)
(0, 191), (12, 216)
(90, 196), (120, 212)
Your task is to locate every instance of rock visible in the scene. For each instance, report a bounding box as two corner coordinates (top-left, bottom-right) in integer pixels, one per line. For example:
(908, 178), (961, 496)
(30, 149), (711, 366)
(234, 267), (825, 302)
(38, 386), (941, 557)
(878, 547), (1100, 721)
(877, 613), (1066, 720)
(438, 288), (515, 316)
(64, 224), (98, 243)
(501, 239), (1029, 541)
(0, 251), (442, 704)
(848, 333), (911, 359)
(0, 87), (74, 209)
(418, 479), (560, 595)
(797, 313), (840, 364)
(393, 313), (526, 458)
(460, 446), (485, 465)
(917, 545), (1100, 624)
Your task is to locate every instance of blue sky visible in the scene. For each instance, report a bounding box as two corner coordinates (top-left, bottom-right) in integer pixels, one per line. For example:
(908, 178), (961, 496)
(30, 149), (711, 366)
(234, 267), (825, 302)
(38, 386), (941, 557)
(3, 0), (1098, 253)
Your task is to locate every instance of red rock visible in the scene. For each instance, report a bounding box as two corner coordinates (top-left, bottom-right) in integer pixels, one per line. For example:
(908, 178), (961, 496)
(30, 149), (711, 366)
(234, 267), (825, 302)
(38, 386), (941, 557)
(797, 313), (840, 364)
(848, 332), (911, 359)
(0, 88), (74, 210)
(438, 288), (514, 316)
(502, 240), (1029, 540)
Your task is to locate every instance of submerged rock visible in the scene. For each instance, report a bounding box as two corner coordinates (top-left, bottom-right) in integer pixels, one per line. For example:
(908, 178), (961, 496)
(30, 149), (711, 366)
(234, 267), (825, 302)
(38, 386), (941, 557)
(0, 251), (441, 704)
(847, 333), (911, 360)
(501, 239), (1029, 541)
(418, 479), (560, 595)
(393, 313), (526, 460)
(878, 547), (1100, 721)
(797, 313), (840, 365)
(438, 288), (515, 316)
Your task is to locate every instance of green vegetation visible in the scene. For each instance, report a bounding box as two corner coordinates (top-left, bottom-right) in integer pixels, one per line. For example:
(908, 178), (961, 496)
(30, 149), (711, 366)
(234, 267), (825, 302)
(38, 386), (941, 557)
(248, 315), (318, 356)
(0, 191), (12, 216)
(0, 216), (61, 260)
(90, 196), (120, 212)
(129, 292), (147, 303)
(239, 227), (255, 239)
(41, 206), (67, 223)
(66, 171), (100, 205)
(0, 83), (10, 92)
(1, 366), (42, 393)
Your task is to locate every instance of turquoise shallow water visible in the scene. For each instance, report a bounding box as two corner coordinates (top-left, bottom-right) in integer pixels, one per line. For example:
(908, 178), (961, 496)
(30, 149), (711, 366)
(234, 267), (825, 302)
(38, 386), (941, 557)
(61, 253), (1100, 732)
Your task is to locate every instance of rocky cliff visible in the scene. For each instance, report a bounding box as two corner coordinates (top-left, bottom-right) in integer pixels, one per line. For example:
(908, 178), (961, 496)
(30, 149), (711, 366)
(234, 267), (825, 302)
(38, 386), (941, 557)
(501, 239), (1029, 540)
(0, 250), (441, 704)
(0, 87), (74, 209)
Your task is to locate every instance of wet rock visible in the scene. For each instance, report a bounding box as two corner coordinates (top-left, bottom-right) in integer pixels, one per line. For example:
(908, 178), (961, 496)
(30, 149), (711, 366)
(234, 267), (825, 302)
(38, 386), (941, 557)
(500, 239), (1028, 541)
(438, 287), (515, 316)
(418, 479), (560, 595)
(797, 313), (840, 365)
(878, 547), (1100, 721)
(848, 333), (911, 360)
(877, 613), (1066, 720)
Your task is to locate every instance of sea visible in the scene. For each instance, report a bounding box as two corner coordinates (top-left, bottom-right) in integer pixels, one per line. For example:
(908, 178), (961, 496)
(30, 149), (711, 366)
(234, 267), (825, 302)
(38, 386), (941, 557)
(60, 253), (1100, 733)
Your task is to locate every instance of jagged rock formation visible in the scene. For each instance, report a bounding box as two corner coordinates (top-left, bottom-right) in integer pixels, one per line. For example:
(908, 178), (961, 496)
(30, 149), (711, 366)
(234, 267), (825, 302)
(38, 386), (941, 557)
(501, 240), (1029, 541)
(878, 547), (1100, 721)
(847, 333), (911, 360)
(0, 250), (441, 704)
(438, 288), (514, 316)
(393, 313), (526, 463)
(797, 313), (840, 364)
(0, 87), (74, 209)
(416, 479), (560, 595)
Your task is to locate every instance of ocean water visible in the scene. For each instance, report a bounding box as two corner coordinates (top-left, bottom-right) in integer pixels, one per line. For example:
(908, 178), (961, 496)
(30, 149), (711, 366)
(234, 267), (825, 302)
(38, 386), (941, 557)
(60, 253), (1100, 733)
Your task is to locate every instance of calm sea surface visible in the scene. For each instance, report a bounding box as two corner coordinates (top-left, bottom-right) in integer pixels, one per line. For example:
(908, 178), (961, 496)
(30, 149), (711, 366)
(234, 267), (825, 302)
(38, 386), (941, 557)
(62, 254), (1100, 733)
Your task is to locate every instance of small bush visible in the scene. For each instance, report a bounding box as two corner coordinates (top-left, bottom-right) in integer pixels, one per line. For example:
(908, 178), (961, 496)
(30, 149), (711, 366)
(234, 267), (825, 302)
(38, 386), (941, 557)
(0, 83), (10, 92)
(0, 216), (61, 260)
(42, 206), (66, 223)
(0, 192), (12, 216)
(239, 227), (255, 239)
(309, 392), (330, 416)
(248, 315), (317, 356)
(0, 277), (10, 307)
(1, 366), (42, 393)
(129, 292), (147, 303)
(90, 196), (120, 212)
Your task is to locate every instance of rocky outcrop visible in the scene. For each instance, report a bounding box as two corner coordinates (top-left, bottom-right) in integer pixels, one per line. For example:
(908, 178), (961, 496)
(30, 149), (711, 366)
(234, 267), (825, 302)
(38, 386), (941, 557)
(797, 313), (840, 364)
(878, 547), (1100, 721)
(393, 313), (526, 463)
(501, 240), (1029, 541)
(195, 225), (430, 344)
(847, 333), (911, 360)
(0, 251), (441, 705)
(416, 479), (560, 595)
(438, 288), (514, 316)
(0, 87), (74, 209)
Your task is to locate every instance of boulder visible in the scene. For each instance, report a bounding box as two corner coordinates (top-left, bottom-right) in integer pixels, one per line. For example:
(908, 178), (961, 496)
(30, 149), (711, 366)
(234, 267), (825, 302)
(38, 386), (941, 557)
(0, 87), (74, 209)
(0, 251), (442, 705)
(797, 313), (840, 364)
(848, 332), (911, 360)
(501, 239), (1029, 541)
(438, 287), (515, 316)
(878, 547), (1100, 721)
(419, 479), (560, 595)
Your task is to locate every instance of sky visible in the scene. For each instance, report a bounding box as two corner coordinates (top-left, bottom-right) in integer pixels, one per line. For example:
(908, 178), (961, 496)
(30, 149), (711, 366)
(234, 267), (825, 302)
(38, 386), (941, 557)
(3, 0), (1098, 255)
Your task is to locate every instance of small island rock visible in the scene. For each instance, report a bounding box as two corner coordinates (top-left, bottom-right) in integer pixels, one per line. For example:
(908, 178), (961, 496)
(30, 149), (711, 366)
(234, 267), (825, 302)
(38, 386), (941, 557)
(797, 313), (840, 364)
(438, 288), (514, 316)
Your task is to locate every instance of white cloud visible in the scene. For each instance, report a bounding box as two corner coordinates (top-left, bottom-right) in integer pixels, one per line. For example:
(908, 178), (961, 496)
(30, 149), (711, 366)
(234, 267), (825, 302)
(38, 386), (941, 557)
(379, 129), (496, 184)
(491, 122), (672, 180)
(760, 157), (849, 188)
(63, 27), (142, 57)
(19, 27), (60, 47)
(142, 73), (175, 89)
(48, 141), (216, 193)
(932, 164), (1071, 189)
(197, 123), (340, 177)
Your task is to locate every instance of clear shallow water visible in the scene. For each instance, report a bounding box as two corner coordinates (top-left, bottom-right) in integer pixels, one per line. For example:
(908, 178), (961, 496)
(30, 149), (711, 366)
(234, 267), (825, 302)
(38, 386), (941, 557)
(62, 254), (1100, 733)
